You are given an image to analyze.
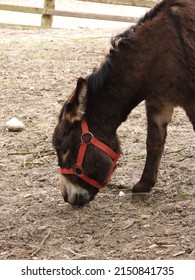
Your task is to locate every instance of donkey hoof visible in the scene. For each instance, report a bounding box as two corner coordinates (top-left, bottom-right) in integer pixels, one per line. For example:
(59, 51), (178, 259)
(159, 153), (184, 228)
(132, 181), (152, 193)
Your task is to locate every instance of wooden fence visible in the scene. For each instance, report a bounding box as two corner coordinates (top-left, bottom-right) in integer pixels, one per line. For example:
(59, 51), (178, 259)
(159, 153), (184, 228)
(80, 0), (156, 7)
(0, 0), (155, 28)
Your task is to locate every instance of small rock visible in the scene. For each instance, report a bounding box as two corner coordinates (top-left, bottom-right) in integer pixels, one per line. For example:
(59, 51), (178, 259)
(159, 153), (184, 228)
(118, 191), (125, 197)
(142, 224), (151, 228)
(30, 86), (35, 91)
(5, 117), (25, 132)
(23, 193), (31, 198)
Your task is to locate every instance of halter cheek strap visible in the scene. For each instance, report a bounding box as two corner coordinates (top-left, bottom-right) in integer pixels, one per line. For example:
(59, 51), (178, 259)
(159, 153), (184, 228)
(60, 119), (120, 189)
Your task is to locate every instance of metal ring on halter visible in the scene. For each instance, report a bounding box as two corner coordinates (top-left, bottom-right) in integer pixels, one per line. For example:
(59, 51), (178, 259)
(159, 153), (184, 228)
(81, 132), (93, 144)
(74, 166), (83, 176)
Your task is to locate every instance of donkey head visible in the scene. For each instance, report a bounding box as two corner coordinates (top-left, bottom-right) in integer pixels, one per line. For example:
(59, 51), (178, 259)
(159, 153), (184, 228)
(53, 78), (120, 206)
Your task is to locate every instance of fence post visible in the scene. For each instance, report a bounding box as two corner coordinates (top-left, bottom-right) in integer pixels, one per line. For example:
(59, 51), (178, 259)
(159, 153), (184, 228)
(41, 0), (55, 28)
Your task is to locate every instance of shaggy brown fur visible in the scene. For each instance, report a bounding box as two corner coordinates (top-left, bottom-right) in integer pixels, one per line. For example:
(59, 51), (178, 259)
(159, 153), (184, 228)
(53, 0), (195, 206)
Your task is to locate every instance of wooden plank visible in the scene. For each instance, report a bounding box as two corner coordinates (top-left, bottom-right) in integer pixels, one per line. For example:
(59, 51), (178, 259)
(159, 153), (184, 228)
(0, 4), (43, 14)
(80, 0), (155, 8)
(46, 9), (139, 23)
(0, 4), (138, 24)
(0, 3), (140, 27)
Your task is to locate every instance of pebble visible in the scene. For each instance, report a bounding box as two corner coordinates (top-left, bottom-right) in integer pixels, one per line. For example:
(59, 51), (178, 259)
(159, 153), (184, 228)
(5, 117), (25, 132)
(118, 191), (125, 197)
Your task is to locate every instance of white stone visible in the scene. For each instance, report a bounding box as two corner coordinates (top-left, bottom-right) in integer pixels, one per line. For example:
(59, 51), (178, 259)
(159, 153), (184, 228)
(118, 191), (125, 197)
(5, 117), (25, 132)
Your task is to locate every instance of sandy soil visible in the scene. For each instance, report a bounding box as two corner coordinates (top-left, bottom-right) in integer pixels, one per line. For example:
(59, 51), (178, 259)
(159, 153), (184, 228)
(0, 26), (195, 260)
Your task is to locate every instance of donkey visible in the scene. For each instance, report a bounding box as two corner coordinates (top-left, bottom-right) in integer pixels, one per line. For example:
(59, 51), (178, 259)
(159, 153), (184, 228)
(53, 0), (195, 206)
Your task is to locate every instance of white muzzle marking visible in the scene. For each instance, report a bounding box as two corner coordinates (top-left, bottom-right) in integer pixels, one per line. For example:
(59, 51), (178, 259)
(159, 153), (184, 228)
(60, 174), (89, 204)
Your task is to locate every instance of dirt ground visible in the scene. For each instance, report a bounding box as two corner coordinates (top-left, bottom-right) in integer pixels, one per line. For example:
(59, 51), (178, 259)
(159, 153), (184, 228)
(0, 26), (194, 260)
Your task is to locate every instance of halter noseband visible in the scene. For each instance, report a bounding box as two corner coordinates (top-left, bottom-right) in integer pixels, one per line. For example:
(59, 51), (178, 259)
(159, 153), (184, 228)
(60, 119), (120, 189)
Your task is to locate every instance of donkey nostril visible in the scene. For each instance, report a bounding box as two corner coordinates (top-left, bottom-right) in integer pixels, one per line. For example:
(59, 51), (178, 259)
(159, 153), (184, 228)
(76, 193), (89, 206)
(76, 194), (83, 206)
(63, 193), (68, 203)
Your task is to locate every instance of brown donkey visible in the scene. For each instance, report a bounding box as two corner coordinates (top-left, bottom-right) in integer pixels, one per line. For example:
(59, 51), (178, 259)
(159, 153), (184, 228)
(53, 0), (195, 206)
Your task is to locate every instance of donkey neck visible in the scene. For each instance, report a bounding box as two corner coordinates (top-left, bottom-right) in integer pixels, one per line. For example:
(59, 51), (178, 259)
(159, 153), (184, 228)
(85, 86), (144, 136)
(86, 53), (147, 134)
(86, 19), (170, 134)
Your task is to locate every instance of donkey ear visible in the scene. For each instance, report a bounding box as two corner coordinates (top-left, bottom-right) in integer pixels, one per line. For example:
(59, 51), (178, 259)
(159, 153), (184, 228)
(65, 77), (87, 123)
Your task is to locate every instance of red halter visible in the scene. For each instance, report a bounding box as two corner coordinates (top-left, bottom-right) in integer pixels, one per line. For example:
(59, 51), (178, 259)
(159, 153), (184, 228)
(60, 119), (120, 189)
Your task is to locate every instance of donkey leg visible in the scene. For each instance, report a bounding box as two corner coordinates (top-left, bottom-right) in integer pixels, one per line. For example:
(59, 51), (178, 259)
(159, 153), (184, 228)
(132, 101), (174, 193)
(183, 103), (195, 131)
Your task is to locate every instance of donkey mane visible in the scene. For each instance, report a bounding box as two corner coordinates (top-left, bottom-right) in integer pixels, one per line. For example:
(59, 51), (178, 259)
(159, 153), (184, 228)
(139, 0), (174, 24)
(87, 0), (180, 95)
(87, 56), (112, 95)
(86, 30), (135, 95)
(87, 26), (136, 94)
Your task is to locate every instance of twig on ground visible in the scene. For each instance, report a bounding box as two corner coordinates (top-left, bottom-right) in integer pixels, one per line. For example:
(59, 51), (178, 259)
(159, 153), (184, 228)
(31, 231), (51, 257)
